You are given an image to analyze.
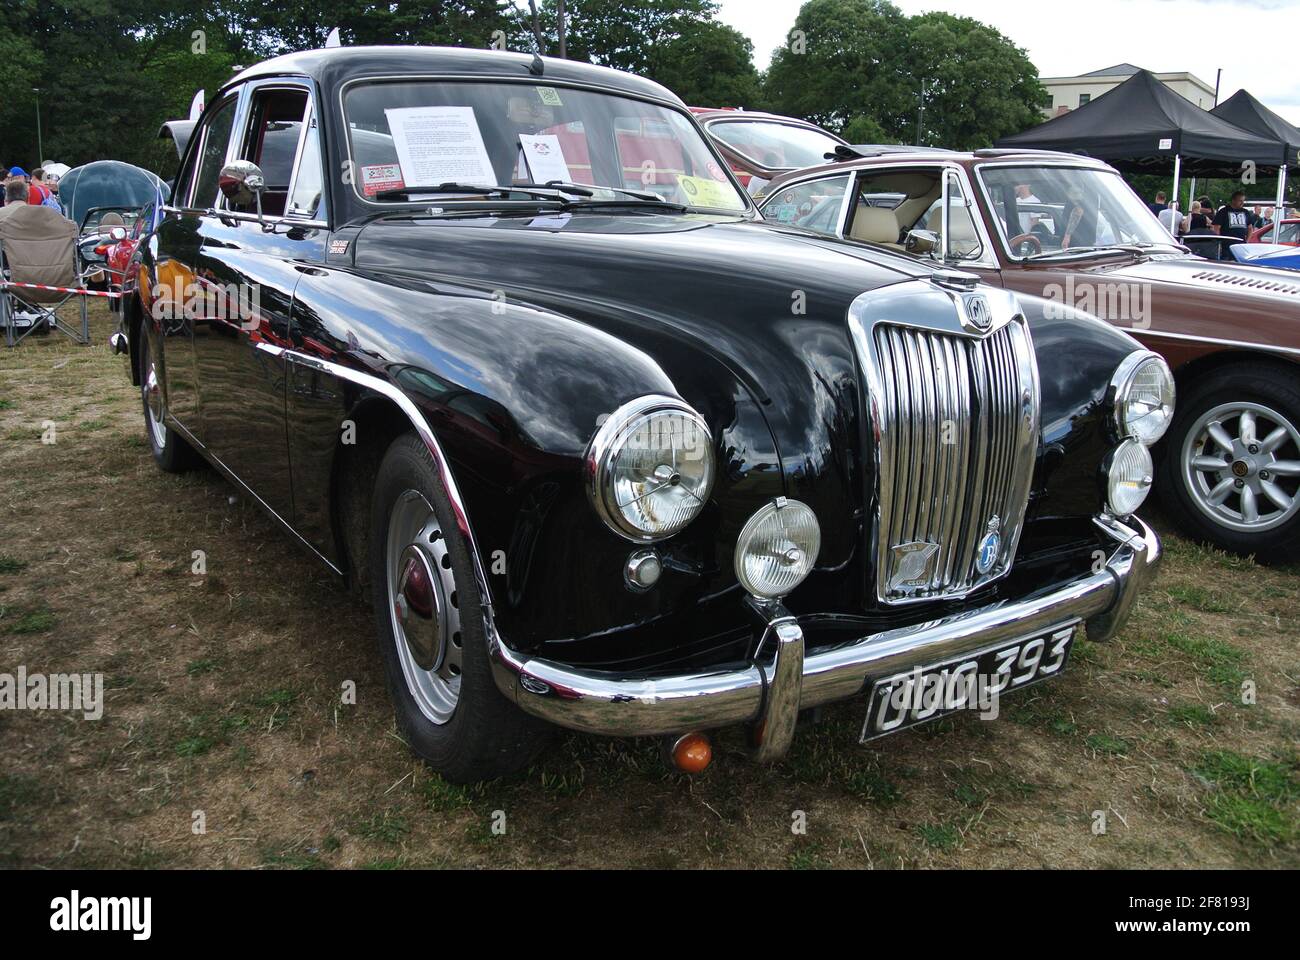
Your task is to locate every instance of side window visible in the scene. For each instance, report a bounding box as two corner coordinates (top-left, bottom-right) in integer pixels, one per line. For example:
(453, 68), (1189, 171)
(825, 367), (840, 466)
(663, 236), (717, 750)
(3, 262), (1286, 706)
(760, 175), (850, 235)
(916, 183), (983, 259)
(190, 96), (240, 210)
(287, 106), (323, 219)
(233, 86), (309, 216)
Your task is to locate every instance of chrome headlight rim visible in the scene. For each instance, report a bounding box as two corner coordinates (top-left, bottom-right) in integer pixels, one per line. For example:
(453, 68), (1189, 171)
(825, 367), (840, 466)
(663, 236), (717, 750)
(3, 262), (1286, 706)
(1105, 438), (1155, 517)
(587, 394), (715, 543)
(1111, 350), (1175, 446)
(734, 497), (821, 599)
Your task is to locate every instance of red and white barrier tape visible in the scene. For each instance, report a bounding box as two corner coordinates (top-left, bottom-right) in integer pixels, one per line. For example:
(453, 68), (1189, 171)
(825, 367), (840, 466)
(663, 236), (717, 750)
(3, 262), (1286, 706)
(1, 281), (121, 299)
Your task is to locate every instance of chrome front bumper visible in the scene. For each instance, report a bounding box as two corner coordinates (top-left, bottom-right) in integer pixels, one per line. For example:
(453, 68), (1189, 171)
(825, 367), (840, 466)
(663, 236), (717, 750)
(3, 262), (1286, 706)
(489, 515), (1160, 759)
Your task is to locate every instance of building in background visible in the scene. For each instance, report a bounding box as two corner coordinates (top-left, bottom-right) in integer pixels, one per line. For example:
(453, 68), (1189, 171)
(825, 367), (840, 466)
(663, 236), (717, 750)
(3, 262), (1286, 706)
(1039, 63), (1216, 117)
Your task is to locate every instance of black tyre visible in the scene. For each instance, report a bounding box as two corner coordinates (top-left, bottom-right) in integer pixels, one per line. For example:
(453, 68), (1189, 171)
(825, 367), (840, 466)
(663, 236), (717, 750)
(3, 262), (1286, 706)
(1156, 362), (1300, 564)
(369, 432), (550, 782)
(139, 335), (198, 473)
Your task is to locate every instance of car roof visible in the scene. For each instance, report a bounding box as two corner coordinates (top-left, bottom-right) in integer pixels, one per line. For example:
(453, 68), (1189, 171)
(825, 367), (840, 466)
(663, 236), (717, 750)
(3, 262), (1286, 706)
(764, 147), (1115, 193)
(225, 45), (683, 106)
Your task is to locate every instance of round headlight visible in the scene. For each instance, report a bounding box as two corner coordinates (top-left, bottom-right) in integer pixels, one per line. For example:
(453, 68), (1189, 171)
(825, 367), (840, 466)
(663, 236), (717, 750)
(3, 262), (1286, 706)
(735, 498), (821, 599)
(588, 396), (714, 542)
(1107, 439), (1154, 516)
(1113, 352), (1175, 445)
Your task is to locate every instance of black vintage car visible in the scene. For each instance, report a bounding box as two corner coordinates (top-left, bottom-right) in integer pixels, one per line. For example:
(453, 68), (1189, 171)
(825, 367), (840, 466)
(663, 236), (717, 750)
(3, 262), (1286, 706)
(114, 46), (1167, 782)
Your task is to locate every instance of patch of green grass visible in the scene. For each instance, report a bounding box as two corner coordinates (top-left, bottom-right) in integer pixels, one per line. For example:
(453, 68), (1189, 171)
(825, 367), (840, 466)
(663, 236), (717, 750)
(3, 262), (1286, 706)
(175, 735), (216, 757)
(1168, 704), (1218, 727)
(352, 811), (410, 844)
(0, 774), (47, 820)
(916, 822), (962, 851)
(185, 658), (219, 676)
(1168, 585), (1234, 614)
(1191, 750), (1299, 846)
(1085, 733), (1130, 756)
(0, 399), (14, 411)
(2, 604), (56, 634)
(786, 844), (833, 869)
(0, 555), (26, 574)
(1163, 631), (1247, 686)
(419, 776), (479, 813)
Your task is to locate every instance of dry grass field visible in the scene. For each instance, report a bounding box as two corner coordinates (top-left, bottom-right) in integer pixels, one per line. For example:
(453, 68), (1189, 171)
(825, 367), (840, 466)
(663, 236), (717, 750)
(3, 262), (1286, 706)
(1, 303), (1297, 869)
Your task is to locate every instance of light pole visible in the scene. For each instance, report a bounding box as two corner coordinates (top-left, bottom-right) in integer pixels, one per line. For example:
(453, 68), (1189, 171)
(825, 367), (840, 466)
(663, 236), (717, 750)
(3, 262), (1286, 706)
(33, 87), (43, 163)
(916, 79), (927, 146)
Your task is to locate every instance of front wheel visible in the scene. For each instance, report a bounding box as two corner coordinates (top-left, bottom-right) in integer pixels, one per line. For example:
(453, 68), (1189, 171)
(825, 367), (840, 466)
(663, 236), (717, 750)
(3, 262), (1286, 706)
(369, 433), (550, 782)
(1157, 363), (1300, 564)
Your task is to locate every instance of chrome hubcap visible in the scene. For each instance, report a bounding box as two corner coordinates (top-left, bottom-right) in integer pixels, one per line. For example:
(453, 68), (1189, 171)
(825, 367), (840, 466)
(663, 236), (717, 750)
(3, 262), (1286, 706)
(386, 490), (462, 724)
(144, 358), (166, 449)
(1183, 401), (1300, 532)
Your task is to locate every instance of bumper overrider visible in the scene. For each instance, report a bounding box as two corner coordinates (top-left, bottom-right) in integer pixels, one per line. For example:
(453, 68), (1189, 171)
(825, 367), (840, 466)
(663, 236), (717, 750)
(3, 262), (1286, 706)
(489, 515), (1160, 760)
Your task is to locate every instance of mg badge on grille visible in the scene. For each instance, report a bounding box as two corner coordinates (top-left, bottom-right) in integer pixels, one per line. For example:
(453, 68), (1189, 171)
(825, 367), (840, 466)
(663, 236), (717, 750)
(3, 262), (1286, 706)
(964, 294), (991, 330)
(975, 516), (1002, 574)
(889, 541), (940, 591)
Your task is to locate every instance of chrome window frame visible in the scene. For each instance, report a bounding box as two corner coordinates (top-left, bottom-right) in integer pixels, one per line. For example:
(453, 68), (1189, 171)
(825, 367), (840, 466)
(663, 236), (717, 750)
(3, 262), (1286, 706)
(335, 73), (756, 216)
(702, 116), (847, 172)
(184, 90), (244, 211)
(757, 171), (856, 233)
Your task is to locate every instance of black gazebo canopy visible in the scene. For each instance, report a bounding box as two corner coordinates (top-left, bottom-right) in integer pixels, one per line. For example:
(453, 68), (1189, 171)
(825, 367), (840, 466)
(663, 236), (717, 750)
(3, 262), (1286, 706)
(995, 70), (1284, 175)
(1210, 89), (1300, 168)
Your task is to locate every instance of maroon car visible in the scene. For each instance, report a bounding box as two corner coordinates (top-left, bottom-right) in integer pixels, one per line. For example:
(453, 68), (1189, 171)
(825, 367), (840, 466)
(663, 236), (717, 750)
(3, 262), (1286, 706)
(760, 148), (1300, 562)
(689, 108), (848, 198)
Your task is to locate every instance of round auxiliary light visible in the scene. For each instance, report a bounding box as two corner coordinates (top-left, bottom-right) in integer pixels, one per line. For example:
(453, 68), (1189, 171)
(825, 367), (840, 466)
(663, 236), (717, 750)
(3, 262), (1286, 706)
(588, 396), (715, 542)
(1107, 439), (1154, 516)
(1113, 352), (1175, 445)
(734, 498), (821, 599)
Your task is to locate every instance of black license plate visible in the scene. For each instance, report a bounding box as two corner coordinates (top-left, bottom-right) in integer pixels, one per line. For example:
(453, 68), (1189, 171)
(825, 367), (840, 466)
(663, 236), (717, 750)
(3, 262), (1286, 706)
(860, 623), (1077, 741)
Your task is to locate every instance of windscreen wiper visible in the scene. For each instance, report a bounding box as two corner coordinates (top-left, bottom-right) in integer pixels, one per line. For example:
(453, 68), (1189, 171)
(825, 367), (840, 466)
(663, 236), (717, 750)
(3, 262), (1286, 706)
(518, 180), (680, 204)
(372, 182), (567, 202)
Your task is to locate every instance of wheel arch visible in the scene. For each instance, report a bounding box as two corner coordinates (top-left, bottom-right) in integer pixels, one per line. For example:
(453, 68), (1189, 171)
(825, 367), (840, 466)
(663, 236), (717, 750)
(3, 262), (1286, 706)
(124, 293), (145, 386)
(1169, 347), (1299, 392)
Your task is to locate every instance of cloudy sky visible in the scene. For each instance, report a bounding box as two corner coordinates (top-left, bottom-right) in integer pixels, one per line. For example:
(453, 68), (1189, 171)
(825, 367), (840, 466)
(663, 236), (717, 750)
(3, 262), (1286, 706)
(714, 0), (1300, 124)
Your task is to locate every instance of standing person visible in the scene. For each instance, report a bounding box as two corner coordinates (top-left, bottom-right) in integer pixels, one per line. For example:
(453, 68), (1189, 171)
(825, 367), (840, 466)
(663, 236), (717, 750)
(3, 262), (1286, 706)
(1185, 201), (1212, 234)
(1148, 191), (1167, 215)
(1014, 182), (1042, 233)
(37, 170), (63, 215)
(1212, 191), (1253, 239)
(25, 167), (51, 206)
(1158, 200), (1180, 235)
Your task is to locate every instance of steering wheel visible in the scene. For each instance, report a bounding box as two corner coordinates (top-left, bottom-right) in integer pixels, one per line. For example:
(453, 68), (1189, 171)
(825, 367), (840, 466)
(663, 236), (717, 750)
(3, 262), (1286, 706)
(1009, 233), (1042, 256)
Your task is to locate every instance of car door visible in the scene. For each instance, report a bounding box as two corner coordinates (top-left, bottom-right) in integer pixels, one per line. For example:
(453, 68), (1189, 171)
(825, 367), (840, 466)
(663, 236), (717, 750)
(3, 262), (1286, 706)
(171, 78), (327, 521)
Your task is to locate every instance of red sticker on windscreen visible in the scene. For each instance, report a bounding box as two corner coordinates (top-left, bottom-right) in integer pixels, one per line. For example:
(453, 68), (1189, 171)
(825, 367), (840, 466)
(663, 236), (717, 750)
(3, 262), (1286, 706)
(361, 163), (405, 196)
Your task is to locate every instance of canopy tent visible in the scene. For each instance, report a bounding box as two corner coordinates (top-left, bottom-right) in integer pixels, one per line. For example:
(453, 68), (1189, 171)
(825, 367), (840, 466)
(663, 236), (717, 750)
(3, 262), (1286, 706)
(1210, 89), (1300, 241)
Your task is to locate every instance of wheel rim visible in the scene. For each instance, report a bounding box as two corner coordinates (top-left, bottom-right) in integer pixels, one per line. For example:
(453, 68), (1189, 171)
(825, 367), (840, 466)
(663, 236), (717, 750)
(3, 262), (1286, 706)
(143, 351), (167, 451)
(1182, 401), (1300, 533)
(386, 489), (462, 724)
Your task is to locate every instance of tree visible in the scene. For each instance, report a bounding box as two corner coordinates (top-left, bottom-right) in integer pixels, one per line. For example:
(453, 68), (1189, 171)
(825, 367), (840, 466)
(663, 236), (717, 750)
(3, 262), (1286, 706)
(763, 0), (912, 139)
(903, 12), (1047, 149)
(762, 0), (1049, 149)
(523, 0), (760, 107)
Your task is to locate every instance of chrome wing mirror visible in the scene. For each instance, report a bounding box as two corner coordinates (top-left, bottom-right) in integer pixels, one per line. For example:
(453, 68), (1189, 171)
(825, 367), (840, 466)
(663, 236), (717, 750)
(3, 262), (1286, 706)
(904, 229), (939, 256)
(218, 160), (267, 227)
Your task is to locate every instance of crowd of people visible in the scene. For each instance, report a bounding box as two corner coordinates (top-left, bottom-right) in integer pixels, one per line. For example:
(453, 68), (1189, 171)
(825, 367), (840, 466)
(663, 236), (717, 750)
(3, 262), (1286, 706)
(1148, 189), (1277, 240)
(0, 166), (63, 215)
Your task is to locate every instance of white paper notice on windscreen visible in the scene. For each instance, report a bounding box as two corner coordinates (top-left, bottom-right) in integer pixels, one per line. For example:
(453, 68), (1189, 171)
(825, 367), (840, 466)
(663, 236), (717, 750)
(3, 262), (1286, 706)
(518, 134), (573, 185)
(383, 106), (497, 188)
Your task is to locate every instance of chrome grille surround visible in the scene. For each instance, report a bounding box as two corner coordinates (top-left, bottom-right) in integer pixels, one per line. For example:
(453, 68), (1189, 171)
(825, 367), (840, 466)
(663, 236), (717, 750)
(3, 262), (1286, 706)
(848, 279), (1040, 605)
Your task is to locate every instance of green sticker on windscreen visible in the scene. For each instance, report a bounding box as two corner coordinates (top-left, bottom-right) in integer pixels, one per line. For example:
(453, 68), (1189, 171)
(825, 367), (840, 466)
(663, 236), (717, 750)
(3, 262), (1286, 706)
(536, 86), (564, 106)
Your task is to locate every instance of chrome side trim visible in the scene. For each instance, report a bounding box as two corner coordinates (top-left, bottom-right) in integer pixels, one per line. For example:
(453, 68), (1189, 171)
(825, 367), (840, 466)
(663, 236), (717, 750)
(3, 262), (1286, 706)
(488, 515), (1159, 743)
(256, 343), (496, 607)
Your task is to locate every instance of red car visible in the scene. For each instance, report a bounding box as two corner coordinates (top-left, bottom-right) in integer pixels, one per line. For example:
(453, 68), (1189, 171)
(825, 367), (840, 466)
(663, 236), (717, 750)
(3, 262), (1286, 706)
(1247, 218), (1298, 245)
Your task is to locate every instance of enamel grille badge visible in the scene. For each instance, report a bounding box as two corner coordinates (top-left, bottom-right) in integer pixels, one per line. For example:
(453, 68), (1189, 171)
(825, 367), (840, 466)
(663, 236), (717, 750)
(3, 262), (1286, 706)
(889, 541), (940, 591)
(964, 293), (991, 330)
(975, 516), (1002, 575)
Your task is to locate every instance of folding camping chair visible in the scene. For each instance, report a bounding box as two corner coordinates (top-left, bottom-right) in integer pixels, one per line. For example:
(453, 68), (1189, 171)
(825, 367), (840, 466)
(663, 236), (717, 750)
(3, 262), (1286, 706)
(0, 204), (106, 347)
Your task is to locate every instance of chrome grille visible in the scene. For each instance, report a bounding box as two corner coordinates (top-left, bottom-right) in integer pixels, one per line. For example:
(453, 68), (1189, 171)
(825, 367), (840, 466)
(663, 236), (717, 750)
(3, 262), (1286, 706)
(871, 318), (1038, 603)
